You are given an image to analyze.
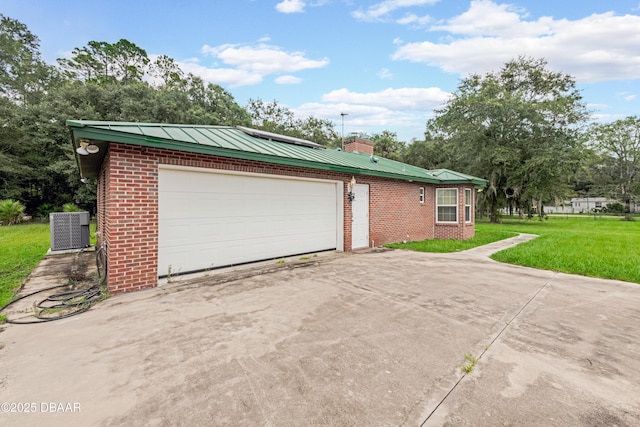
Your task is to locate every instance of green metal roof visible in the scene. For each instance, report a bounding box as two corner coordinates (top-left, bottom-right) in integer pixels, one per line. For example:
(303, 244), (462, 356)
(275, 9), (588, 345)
(67, 120), (486, 186)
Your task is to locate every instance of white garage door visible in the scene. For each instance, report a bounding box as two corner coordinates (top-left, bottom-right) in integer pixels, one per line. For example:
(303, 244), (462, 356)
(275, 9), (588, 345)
(158, 166), (340, 277)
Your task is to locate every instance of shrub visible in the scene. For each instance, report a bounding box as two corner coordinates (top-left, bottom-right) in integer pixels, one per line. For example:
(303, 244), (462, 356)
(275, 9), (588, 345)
(622, 214), (636, 222)
(603, 202), (625, 214)
(35, 203), (56, 220)
(62, 203), (82, 212)
(0, 199), (26, 225)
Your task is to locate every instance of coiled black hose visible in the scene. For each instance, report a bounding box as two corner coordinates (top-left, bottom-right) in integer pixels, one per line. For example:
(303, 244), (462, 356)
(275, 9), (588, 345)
(0, 244), (108, 324)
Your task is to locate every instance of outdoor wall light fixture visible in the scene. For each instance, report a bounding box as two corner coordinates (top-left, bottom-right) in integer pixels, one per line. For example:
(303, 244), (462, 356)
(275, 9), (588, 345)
(76, 139), (99, 156)
(347, 176), (356, 202)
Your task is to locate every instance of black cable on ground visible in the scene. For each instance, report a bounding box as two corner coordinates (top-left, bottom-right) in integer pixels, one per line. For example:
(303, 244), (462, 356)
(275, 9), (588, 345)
(0, 244), (108, 325)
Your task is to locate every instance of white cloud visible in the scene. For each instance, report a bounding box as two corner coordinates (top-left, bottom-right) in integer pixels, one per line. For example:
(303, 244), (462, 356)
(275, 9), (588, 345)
(150, 41), (327, 88)
(290, 86), (450, 141)
(591, 113), (626, 122)
(275, 75), (303, 84)
(392, 0), (640, 83)
(377, 68), (393, 79)
(618, 92), (637, 101)
(397, 13), (432, 26)
(294, 101), (432, 141)
(202, 43), (329, 75)
(352, 0), (440, 22)
(276, 0), (305, 14)
(431, 0), (551, 37)
(586, 103), (610, 110)
(295, 102), (421, 127)
(177, 60), (263, 87)
(321, 87), (450, 111)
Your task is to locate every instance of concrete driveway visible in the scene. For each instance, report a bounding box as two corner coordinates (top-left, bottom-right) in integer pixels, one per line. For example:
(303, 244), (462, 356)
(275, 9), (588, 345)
(1, 235), (639, 426)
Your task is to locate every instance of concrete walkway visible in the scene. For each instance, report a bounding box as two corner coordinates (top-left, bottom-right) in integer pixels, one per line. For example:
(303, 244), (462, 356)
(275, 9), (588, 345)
(0, 234), (638, 426)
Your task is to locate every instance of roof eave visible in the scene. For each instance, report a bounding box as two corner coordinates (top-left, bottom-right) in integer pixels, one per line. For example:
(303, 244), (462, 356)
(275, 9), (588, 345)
(70, 125), (444, 184)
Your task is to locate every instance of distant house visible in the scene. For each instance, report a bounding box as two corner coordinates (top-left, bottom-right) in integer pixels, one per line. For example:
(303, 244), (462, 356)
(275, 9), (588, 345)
(544, 197), (619, 214)
(69, 121), (486, 294)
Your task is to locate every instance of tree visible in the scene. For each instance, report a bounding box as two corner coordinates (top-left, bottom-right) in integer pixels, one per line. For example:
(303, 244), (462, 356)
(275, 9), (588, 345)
(404, 137), (454, 170)
(246, 98), (338, 146)
(247, 98), (298, 135)
(371, 130), (405, 161)
(0, 14), (56, 105)
(589, 116), (640, 212)
(298, 116), (339, 147)
(426, 57), (589, 222)
(58, 39), (149, 84)
(184, 75), (251, 126)
(150, 54), (184, 89)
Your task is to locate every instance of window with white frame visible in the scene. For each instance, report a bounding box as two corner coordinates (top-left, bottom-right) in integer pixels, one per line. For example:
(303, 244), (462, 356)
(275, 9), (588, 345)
(419, 187), (425, 204)
(436, 188), (458, 222)
(465, 188), (472, 222)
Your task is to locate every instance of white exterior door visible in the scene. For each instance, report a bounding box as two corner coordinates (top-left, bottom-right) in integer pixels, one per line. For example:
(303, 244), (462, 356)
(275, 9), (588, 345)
(351, 183), (369, 249)
(158, 166), (341, 277)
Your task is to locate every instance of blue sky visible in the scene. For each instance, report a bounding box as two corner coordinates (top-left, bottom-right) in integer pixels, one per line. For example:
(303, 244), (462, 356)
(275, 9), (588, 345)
(3, 0), (640, 142)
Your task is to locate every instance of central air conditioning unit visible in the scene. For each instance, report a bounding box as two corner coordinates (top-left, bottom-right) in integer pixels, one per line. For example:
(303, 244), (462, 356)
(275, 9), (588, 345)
(50, 212), (91, 251)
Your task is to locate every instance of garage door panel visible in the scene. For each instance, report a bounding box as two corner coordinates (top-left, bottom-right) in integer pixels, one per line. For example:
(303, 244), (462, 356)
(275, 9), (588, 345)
(159, 221), (192, 246)
(160, 194), (193, 218)
(159, 168), (338, 276)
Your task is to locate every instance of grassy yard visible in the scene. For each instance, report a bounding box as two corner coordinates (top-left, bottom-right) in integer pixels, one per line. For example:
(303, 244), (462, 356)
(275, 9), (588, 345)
(484, 216), (640, 284)
(389, 216), (640, 284)
(0, 223), (50, 308)
(386, 228), (517, 252)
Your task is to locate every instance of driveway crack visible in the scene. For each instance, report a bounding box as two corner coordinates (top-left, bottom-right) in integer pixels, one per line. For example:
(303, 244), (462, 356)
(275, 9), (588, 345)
(418, 272), (559, 426)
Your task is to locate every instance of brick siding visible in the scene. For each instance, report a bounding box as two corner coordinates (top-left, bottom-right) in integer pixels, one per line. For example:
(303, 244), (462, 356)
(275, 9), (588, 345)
(433, 184), (476, 240)
(98, 144), (475, 293)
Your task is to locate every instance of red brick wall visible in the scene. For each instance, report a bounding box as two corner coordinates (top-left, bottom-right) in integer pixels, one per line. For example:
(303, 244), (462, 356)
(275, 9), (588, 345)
(99, 144), (474, 293)
(99, 146), (158, 293)
(366, 178), (433, 245)
(433, 184), (476, 240)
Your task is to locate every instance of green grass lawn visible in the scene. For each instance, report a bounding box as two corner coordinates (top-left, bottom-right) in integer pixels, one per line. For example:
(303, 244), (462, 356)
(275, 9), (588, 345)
(484, 216), (640, 284)
(0, 223), (50, 308)
(386, 228), (517, 252)
(389, 216), (640, 284)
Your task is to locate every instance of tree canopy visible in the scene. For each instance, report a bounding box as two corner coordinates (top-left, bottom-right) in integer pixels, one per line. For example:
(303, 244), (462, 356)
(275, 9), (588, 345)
(588, 116), (640, 211)
(422, 57), (589, 221)
(371, 130), (405, 161)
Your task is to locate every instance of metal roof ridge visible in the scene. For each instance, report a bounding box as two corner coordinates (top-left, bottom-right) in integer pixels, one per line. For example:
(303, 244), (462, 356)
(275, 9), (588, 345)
(67, 120), (235, 129)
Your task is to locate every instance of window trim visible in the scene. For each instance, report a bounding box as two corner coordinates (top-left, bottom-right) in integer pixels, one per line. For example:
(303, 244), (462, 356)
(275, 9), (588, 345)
(436, 188), (458, 223)
(465, 188), (472, 223)
(419, 187), (425, 204)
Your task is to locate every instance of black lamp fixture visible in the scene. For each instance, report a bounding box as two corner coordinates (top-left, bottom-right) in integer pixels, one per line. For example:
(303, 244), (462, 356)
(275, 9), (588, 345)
(347, 176), (356, 202)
